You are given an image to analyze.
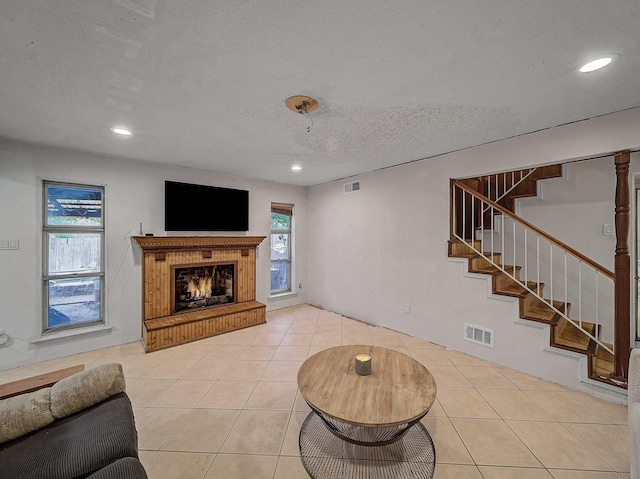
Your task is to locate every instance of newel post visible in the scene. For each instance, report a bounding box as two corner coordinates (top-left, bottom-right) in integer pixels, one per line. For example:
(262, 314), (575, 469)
(614, 149), (631, 379)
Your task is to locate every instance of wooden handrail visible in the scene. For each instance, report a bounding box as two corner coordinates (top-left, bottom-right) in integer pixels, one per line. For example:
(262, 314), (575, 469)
(452, 179), (615, 279)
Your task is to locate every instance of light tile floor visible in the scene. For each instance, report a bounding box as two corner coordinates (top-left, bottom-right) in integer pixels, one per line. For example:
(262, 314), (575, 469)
(0, 305), (631, 479)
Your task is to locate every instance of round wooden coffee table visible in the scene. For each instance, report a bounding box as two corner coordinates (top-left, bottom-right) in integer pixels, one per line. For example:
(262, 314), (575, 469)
(297, 345), (437, 478)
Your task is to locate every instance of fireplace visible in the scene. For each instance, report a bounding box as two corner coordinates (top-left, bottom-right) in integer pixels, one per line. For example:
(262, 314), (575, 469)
(172, 262), (236, 313)
(133, 236), (266, 352)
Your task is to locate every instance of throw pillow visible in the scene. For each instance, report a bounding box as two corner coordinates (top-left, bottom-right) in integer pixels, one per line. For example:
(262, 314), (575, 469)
(0, 388), (54, 444)
(50, 363), (126, 419)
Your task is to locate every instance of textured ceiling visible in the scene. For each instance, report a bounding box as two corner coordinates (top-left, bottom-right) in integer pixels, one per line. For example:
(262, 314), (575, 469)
(1, 1), (639, 186)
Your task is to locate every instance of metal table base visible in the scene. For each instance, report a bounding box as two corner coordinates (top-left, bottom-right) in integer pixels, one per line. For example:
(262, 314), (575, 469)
(299, 412), (436, 479)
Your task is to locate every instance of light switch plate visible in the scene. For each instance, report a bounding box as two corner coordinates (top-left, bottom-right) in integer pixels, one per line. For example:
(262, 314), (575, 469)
(0, 239), (19, 250)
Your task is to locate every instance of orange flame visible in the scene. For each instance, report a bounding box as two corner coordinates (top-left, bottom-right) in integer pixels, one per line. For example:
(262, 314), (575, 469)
(187, 275), (212, 299)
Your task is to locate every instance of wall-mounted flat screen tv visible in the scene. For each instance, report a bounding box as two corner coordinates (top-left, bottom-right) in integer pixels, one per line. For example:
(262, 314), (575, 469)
(165, 181), (249, 231)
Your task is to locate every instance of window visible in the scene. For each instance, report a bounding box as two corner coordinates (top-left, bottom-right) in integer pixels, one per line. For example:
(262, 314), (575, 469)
(271, 203), (293, 294)
(43, 182), (104, 332)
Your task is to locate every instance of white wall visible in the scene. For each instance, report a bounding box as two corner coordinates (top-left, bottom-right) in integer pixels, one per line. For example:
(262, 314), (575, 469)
(0, 140), (307, 370)
(307, 106), (640, 398)
(518, 155), (640, 270)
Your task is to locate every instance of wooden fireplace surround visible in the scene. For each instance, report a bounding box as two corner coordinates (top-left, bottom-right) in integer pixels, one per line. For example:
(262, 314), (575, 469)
(133, 236), (266, 352)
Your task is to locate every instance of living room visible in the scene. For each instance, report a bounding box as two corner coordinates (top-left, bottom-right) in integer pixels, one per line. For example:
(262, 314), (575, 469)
(1, 2), (640, 478)
(1, 109), (638, 479)
(2, 109), (639, 390)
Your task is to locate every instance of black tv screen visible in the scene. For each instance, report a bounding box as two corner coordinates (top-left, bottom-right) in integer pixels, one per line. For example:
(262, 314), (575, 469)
(165, 181), (249, 231)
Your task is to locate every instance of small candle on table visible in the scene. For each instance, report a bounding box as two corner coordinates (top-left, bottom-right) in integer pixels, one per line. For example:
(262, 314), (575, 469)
(355, 353), (372, 376)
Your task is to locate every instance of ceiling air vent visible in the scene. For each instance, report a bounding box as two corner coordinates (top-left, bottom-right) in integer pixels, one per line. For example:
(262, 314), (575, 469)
(344, 180), (361, 194)
(464, 323), (494, 348)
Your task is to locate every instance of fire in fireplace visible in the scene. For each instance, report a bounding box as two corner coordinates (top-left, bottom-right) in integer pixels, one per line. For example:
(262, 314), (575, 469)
(172, 263), (235, 313)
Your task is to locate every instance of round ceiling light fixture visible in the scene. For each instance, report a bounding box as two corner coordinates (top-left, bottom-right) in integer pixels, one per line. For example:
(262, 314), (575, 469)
(111, 127), (132, 136)
(285, 96), (319, 114)
(579, 55), (618, 73)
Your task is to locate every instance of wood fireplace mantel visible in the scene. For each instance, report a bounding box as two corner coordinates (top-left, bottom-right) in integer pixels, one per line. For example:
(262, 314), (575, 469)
(133, 235), (266, 252)
(133, 235), (267, 352)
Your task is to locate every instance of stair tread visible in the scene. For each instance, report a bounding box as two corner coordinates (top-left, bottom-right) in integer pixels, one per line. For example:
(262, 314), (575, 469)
(595, 354), (614, 365)
(494, 283), (526, 296)
(595, 342), (614, 363)
(522, 308), (555, 322)
(554, 318), (594, 351)
(592, 361), (614, 378)
(450, 252), (477, 258)
(494, 281), (542, 297)
(558, 320), (595, 339)
(469, 263), (520, 274)
(591, 347), (615, 379)
(448, 240), (482, 258)
(523, 300), (565, 321)
(453, 251), (500, 259)
(553, 335), (591, 352)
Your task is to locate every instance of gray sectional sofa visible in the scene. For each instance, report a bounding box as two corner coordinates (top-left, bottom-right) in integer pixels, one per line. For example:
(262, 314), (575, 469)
(0, 363), (147, 479)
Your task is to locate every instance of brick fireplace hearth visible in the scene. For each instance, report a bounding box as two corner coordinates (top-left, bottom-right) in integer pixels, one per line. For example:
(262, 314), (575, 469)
(133, 236), (266, 352)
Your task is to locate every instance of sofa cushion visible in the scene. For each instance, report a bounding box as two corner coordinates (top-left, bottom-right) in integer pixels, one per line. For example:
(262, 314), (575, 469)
(0, 392), (139, 479)
(50, 363), (125, 419)
(85, 457), (148, 479)
(0, 387), (54, 444)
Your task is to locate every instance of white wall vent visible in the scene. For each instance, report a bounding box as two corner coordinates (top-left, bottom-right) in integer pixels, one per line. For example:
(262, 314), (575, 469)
(344, 180), (361, 194)
(464, 323), (494, 348)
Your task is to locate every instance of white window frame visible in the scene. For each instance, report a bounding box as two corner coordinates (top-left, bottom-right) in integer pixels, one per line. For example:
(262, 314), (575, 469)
(43, 181), (105, 333)
(270, 203), (294, 296)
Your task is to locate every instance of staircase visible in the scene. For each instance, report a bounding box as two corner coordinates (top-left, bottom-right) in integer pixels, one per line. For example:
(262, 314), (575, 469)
(448, 165), (626, 389)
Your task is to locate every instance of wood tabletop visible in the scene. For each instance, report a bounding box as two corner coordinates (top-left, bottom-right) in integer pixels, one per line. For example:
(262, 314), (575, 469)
(297, 345), (437, 427)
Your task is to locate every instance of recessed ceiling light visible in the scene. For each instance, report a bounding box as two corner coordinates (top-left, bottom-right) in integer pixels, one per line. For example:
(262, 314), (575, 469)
(291, 165), (302, 171)
(111, 127), (132, 136)
(579, 55), (617, 73)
